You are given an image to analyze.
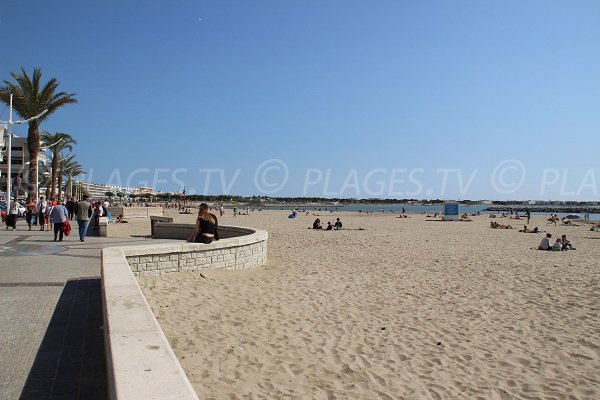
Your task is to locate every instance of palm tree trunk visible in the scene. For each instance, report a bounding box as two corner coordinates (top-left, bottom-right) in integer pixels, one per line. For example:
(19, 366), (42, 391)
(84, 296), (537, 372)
(57, 169), (64, 200)
(66, 175), (72, 199)
(27, 122), (40, 200)
(50, 153), (58, 199)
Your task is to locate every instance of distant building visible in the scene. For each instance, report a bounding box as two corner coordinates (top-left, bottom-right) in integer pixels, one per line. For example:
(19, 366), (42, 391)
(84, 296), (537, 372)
(132, 186), (154, 196)
(77, 181), (134, 200)
(0, 133), (49, 197)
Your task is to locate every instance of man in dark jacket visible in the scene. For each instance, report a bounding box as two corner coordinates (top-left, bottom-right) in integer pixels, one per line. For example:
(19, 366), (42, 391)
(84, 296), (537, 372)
(66, 198), (77, 220)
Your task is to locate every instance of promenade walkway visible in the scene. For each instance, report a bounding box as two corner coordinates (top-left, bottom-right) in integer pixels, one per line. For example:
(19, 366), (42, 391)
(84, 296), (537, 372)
(0, 222), (175, 400)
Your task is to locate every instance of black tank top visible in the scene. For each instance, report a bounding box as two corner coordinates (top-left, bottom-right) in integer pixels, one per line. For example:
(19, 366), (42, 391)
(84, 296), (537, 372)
(199, 217), (217, 234)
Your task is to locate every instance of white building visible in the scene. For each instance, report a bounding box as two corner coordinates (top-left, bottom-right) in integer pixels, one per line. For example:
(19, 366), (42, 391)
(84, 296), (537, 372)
(0, 131), (49, 198)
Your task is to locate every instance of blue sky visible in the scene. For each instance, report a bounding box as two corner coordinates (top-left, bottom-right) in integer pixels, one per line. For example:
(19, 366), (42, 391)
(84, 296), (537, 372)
(1, 0), (599, 200)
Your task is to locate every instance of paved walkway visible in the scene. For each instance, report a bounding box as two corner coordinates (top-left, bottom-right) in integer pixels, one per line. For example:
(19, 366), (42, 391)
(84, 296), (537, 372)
(0, 222), (175, 400)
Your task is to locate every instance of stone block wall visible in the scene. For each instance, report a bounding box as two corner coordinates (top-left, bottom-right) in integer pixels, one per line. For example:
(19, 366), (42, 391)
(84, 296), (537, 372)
(123, 230), (268, 276)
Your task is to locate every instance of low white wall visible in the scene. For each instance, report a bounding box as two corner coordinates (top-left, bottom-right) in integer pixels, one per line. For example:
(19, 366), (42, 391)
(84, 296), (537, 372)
(108, 206), (164, 219)
(101, 247), (199, 400)
(101, 227), (268, 398)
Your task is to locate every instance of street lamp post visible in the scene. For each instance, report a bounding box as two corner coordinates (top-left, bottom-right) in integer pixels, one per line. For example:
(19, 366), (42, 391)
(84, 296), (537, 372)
(0, 94), (47, 217)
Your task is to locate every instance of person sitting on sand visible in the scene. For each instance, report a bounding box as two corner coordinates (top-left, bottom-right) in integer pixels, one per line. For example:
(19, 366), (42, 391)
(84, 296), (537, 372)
(325, 221), (333, 230)
(519, 225), (529, 233)
(552, 238), (563, 251)
(561, 234), (575, 250)
(538, 233), (552, 250)
(460, 213), (472, 222)
(187, 203), (219, 244)
(334, 218), (342, 230)
(312, 218), (322, 229)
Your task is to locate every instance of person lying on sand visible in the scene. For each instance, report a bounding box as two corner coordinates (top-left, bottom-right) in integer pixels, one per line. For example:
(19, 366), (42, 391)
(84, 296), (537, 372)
(490, 221), (513, 229)
(518, 225), (538, 233)
(460, 213), (472, 222)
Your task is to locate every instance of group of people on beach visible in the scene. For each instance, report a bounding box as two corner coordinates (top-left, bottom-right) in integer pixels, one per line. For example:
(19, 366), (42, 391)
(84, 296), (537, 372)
(313, 218), (343, 230)
(538, 233), (575, 251)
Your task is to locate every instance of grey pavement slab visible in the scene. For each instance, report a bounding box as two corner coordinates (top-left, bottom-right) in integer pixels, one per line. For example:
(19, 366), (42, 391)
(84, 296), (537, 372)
(0, 221), (179, 400)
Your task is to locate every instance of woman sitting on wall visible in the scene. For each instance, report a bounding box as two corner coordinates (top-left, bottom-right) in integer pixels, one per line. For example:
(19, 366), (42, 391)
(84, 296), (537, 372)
(187, 203), (219, 244)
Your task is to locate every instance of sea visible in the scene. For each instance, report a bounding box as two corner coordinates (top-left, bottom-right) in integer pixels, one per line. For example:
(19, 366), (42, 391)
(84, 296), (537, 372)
(235, 203), (600, 220)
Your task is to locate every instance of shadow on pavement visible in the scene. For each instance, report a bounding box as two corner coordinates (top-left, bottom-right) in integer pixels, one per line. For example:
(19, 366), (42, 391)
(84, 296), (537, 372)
(20, 278), (107, 400)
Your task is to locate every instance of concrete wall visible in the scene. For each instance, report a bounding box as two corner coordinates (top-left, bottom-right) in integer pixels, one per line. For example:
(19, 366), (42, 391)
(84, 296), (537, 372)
(100, 227), (268, 399)
(125, 227), (268, 276)
(107, 206), (164, 219)
(101, 247), (199, 400)
(152, 223), (256, 240)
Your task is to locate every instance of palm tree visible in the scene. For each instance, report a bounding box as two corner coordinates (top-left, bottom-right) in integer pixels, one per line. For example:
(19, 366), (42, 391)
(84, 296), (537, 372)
(41, 131), (76, 199)
(0, 67), (77, 199)
(57, 154), (76, 200)
(61, 157), (84, 200)
(38, 164), (52, 199)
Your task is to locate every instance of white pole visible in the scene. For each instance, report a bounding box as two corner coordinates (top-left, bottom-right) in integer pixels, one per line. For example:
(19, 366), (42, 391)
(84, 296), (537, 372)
(6, 94), (12, 216)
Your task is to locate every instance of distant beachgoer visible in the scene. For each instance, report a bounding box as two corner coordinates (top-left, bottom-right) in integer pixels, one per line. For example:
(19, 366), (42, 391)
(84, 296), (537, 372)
(552, 238), (563, 251)
(326, 221), (333, 230)
(538, 233), (552, 250)
(561, 235), (575, 250)
(187, 203), (219, 244)
(526, 210), (531, 224)
(334, 218), (342, 230)
(519, 225), (529, 233)
(313, 218), (322, 230)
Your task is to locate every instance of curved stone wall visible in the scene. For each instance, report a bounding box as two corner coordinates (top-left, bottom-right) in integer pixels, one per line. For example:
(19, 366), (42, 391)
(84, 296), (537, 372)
(125, 226), (268, 276)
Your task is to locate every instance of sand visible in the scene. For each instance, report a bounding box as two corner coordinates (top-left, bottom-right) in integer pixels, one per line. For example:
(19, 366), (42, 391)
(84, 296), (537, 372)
(129, 210), (600, 399)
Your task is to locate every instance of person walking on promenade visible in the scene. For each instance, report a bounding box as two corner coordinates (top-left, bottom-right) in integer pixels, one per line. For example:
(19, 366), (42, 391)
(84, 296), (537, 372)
(76, 195), (93, 242)
(6, 201), (18, 231)
(50, 200), (68, 241)
(66, 197), (77, 220)
(37, 196), (47, 231)
(25, 196), (36, 231)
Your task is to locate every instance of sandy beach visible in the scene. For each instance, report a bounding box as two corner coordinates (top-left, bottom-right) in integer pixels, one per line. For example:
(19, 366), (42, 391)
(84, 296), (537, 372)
(122, 210), (600, 399)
